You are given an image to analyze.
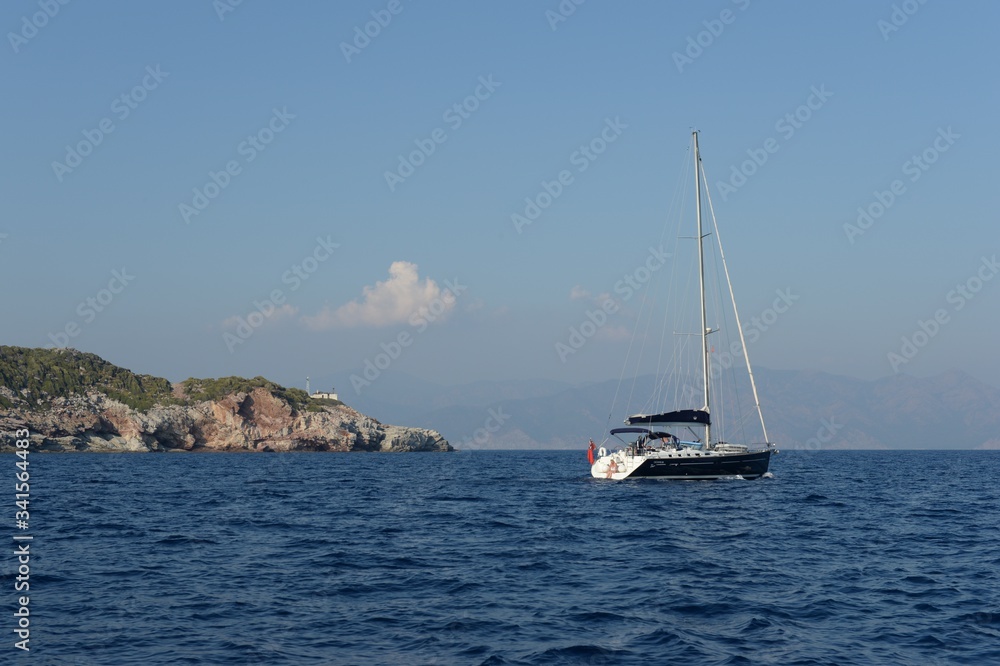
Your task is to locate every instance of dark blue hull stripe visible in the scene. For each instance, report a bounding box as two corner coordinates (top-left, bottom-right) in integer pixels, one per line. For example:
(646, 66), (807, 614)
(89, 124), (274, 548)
(629, 451), (771, 479)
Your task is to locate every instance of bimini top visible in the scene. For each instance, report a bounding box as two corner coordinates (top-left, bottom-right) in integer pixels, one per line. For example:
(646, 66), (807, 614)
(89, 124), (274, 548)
(625, 409), (711, 427)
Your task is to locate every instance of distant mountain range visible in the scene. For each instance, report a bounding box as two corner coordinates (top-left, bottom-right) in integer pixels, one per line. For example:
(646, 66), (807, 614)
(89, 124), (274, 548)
(8, 344), (992, 451)
(316, 368), (1000, 451)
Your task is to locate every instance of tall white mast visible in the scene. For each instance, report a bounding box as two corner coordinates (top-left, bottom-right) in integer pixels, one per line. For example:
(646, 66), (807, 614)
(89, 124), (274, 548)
(693, 131), (711, 448)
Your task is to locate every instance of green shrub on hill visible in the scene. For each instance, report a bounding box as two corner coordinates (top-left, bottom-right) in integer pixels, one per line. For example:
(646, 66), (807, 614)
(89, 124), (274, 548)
(0, 347), (329, 415)
(0, 346), (174, 411)
(306, 397), (344, 410)
(180, 376), (312, 411)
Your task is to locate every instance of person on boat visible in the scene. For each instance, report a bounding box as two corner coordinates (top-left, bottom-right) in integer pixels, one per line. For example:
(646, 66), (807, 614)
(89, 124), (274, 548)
(662, 432), (677, 449)
(606, 459), (619, 478)
(587, 440), (596, 465)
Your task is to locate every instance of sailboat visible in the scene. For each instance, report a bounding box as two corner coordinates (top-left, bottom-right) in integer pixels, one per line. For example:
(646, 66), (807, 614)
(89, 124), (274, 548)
(591, 132), (777, 480)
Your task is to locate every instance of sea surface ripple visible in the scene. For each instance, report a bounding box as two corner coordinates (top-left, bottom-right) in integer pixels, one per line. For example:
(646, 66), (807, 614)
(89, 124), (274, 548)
(8, 450), (1000, 665)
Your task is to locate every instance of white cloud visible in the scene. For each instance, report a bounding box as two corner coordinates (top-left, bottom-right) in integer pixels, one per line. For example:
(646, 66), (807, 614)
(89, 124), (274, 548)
(570, 285), (613, 306)
(302, 261), (454, 329)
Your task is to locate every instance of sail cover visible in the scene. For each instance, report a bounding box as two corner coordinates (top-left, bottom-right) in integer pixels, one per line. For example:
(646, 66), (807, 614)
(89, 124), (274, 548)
(625, 409), (710, 427)
(610, 427), (675, 438)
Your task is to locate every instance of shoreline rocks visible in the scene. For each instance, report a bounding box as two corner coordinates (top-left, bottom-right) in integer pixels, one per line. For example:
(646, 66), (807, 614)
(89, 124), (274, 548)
(0, 388), (452, 453)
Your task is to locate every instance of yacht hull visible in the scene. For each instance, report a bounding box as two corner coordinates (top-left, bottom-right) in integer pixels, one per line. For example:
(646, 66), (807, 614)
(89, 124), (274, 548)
(592, 449), (771, 480)
(630, 450), (771, 479)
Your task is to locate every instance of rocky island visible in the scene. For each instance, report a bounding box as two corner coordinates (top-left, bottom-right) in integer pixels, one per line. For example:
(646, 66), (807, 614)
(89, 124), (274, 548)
(0, 346), (452, 453)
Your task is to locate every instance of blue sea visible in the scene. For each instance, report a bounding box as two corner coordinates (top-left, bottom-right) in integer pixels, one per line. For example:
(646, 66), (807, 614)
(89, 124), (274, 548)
(7, 450), (1000, 665)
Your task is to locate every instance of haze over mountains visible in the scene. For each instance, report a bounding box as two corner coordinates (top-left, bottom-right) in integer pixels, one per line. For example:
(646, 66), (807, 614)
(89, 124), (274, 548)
(314, 368), (1000, 451)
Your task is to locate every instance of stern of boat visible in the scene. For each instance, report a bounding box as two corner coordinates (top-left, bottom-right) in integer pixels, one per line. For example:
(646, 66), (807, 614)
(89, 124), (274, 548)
(590, 452), (636, 480)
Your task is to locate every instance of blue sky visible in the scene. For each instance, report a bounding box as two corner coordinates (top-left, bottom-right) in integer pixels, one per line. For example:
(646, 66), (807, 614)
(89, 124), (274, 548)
(2, 0), (999, 393)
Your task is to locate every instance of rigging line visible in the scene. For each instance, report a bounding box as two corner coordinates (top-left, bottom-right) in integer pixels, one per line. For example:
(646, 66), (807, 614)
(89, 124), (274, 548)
(677, 177), (701, 408)
(639, 253), (665, 415)
(641, 272), (664, 415)
(606, 145), (690, 429)
(717, 254), (755, 443)
(674, 250), (697, 407)
(625, 248), (658, 416)
(606, 300), (642, 430)
(652, 148), (692, 411)
(720, 273), (752, 443)
(652, 281), (672, 410)
(703, 172), (733, 442)
(658, 144), (693, 249)
(605, 329), (640, 432)
(700, 159), (771, 444)
(667, 240), (698, 411)
(663, 168), (700, 412)
(617, 266), (663, 422)
(642, 197), (675, 413)
(721, 286), (749, 442)
(708, 219), (729, 437)
(626, 143), (691, 418)
(606, 351), (632, 431)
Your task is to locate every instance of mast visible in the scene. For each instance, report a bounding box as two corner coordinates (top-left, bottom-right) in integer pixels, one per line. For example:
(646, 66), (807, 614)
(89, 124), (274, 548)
(693, 131), (711, 448)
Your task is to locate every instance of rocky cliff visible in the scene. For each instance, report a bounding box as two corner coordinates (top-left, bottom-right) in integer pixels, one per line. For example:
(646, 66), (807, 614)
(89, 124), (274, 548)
(0, 347), (451, 453)
(0, 388), (451, 453)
